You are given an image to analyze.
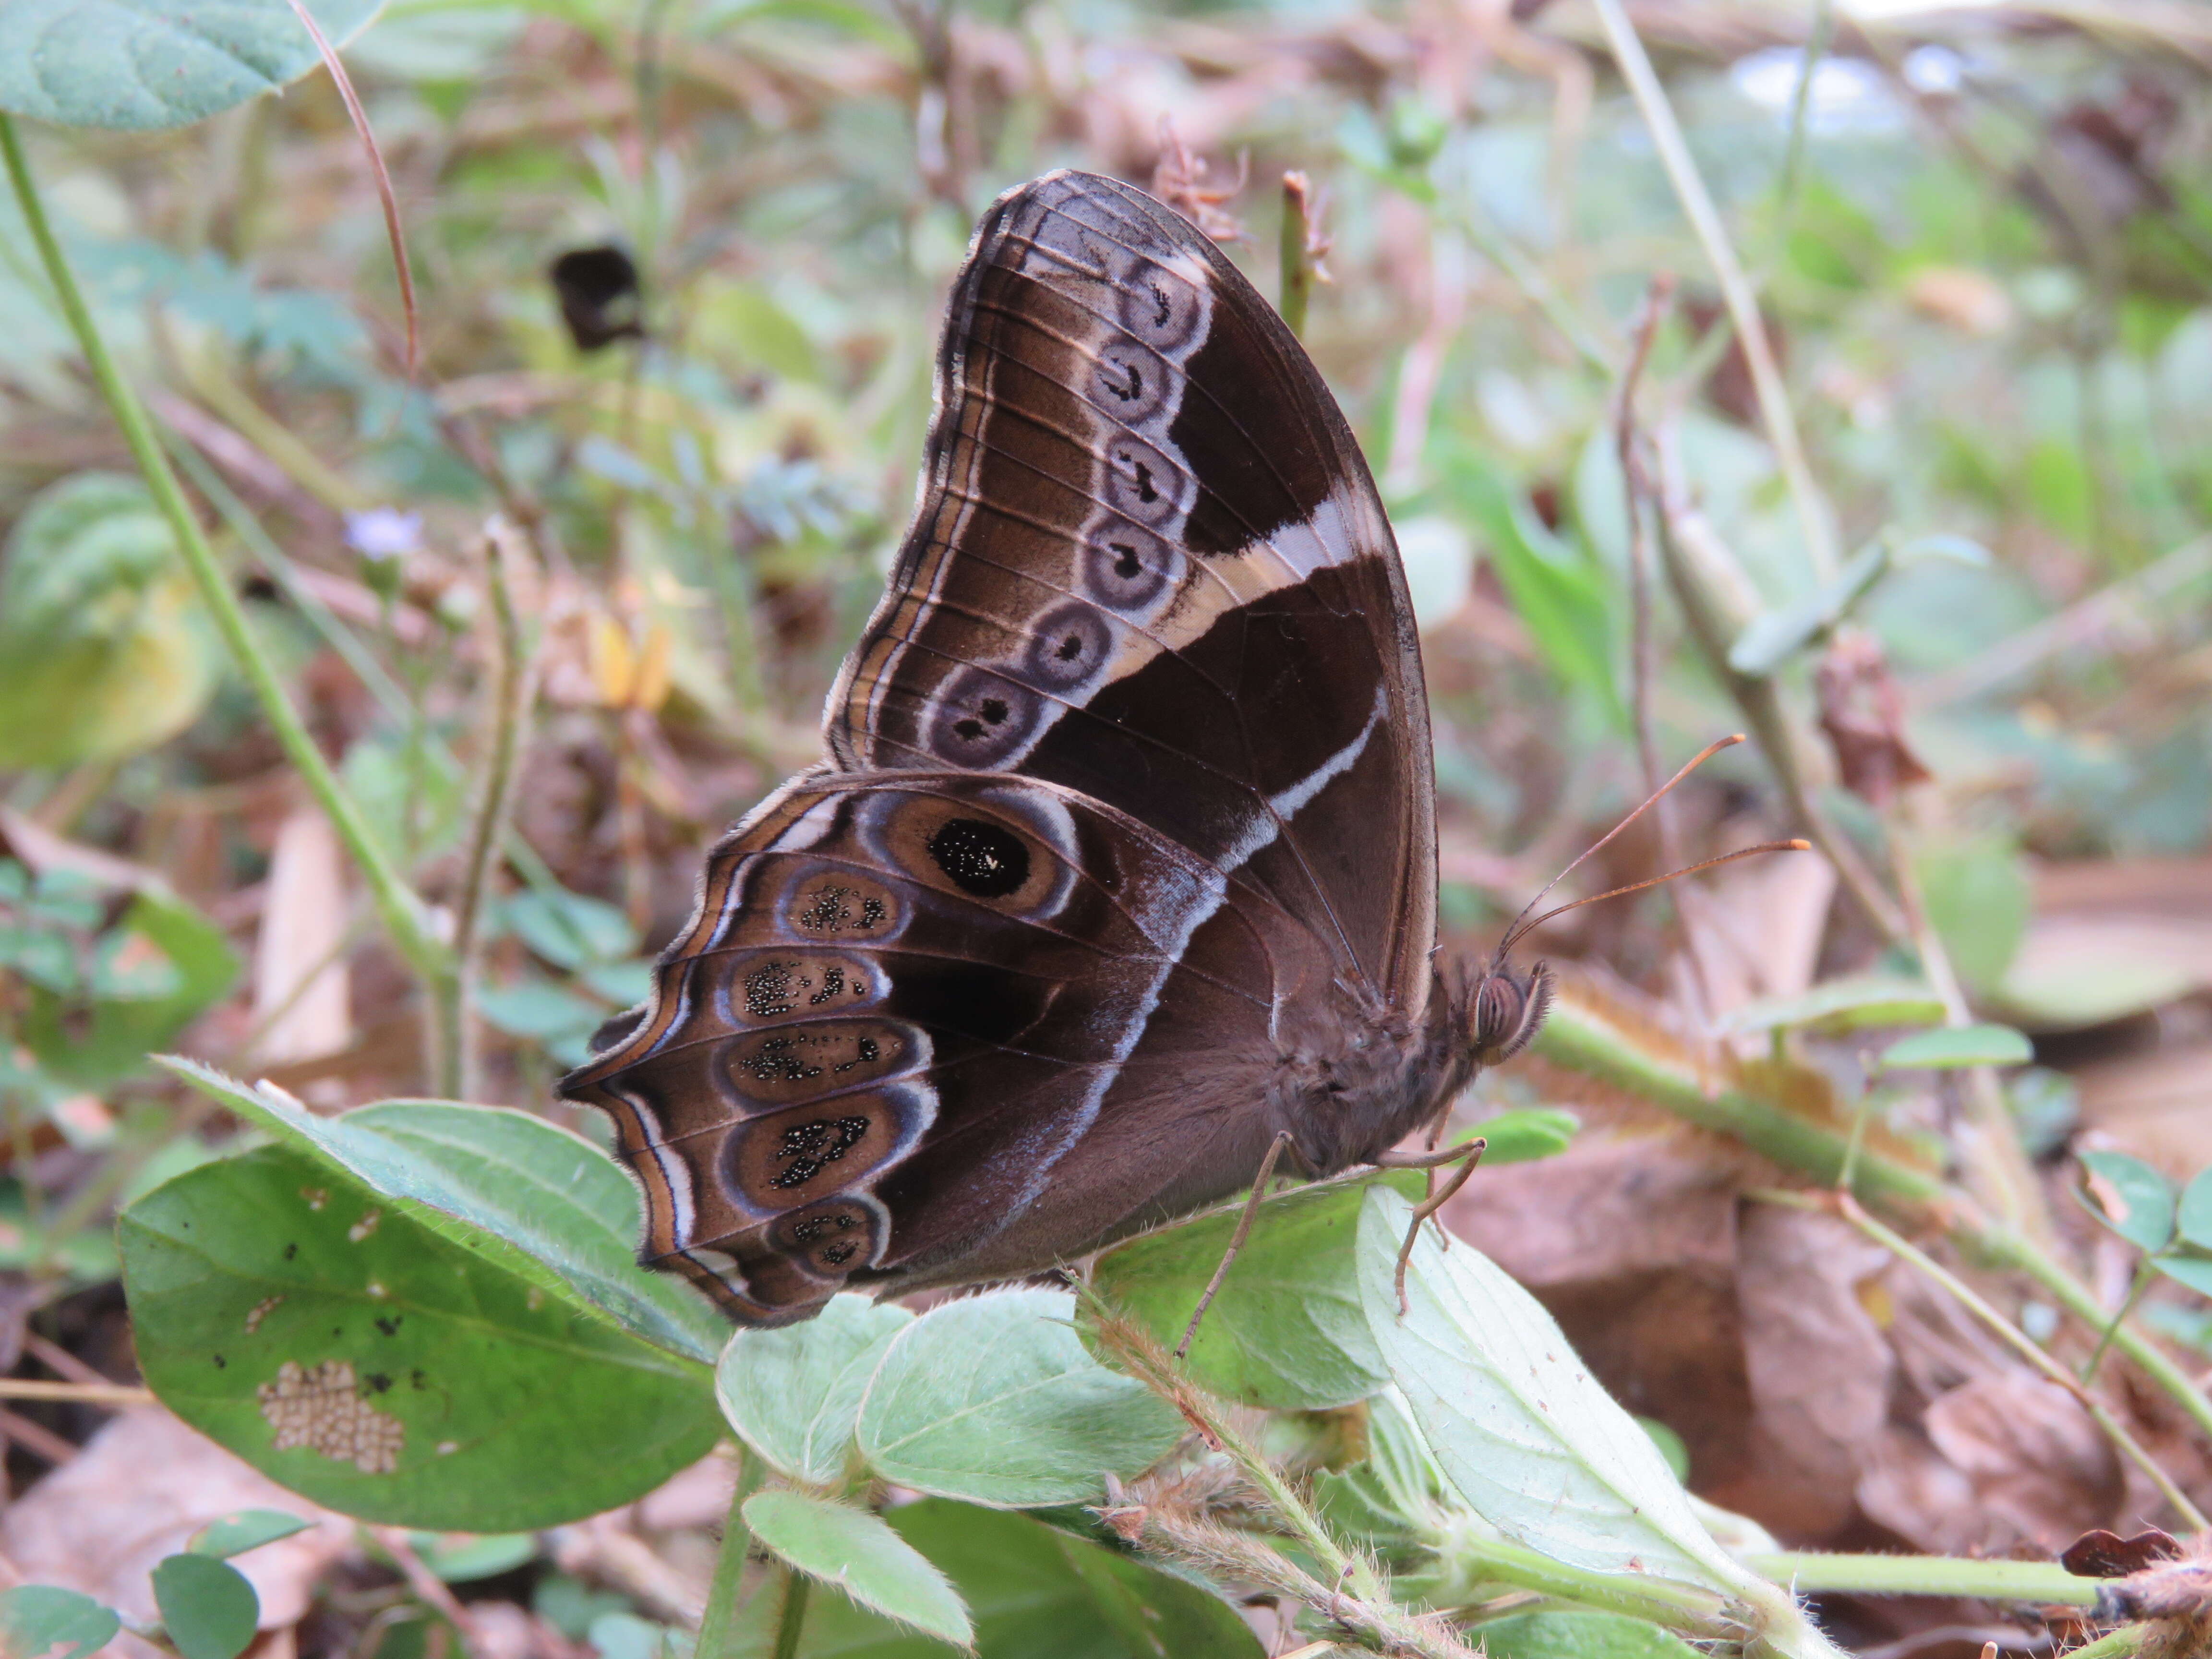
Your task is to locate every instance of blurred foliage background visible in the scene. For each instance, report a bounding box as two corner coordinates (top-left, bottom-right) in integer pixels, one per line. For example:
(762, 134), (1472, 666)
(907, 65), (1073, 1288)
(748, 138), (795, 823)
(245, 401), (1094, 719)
(3, 0), (2212, 1643)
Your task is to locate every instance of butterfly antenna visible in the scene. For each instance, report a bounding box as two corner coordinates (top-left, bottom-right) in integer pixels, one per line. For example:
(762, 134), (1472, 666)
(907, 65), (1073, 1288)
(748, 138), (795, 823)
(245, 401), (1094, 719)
(1493, 733), (1747, 958)
(1499, 838), (1811, 952)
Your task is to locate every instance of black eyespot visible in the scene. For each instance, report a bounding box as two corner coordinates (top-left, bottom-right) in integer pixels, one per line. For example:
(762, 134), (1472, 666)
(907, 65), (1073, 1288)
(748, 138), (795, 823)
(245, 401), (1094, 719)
(1081, 516), (1176, 610)
(1022, 600), (1113, 692)
(929, 667), (1038, 766)
(1102, 437), (1179, 525)
(980, 697), (1009, 724)
(927, 817), (1031, 898)
(1116, 258), (1204, 352)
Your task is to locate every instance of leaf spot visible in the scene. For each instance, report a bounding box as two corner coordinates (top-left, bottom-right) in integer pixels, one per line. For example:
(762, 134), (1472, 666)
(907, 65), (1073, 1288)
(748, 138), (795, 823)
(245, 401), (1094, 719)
(349, 1208), (382, 1242)
(302, 1188), (328, 1211)
(257, 1358), (405, 1474)
(245, 1295), (284, 1334)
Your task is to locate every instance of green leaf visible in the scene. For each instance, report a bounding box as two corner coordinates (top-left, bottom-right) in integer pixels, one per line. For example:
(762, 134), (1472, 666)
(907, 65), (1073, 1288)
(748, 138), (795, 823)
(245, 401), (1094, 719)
(0, 0), (385, 131)
(1720, 976), (1946, 1036)
(2177, 1166), (2212, 1251)
(2152, 1252), (2212, 1298)
(120, 1142), (720, 1530)
(476, 980), (608, 1042)
(1475, 1609), (1707, 1659)
(0, 472), (217, 768)
(150, 1554), (259, 1659)
(502, 889), (636, 970)
(1356, 1187), (1751, 1596)
(1472, 1108), (1580, 1165)
(2076, 1150), (2176, 1253)
(1440, 457), (1621, 721)
(795, 1498), (1262, 1658)
(856, 1287), (1182, 1506)
(717, 1293), (911, 1485)
(742, 1490), (971, 1647)
(1093, 1169), (1419, 1410)
(187, 1509), (311, 1558)
(24, 889), (239, 1089)
(159, 1060), (724, 1363)
(1876, 1024), (2032, 1070)
(0, 1587), (121, 1659)
(1913, 838), (2030, 996)
(585, 1612), (668, 1659)
(409, 1532), (539, 1582)
(1727, 543), (1887, 676)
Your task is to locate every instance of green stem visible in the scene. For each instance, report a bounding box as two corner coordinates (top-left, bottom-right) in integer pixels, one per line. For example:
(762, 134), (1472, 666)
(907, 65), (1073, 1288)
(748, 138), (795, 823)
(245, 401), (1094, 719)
(1982, 1225), (2212, 1452)
(769, 1571), (809, 1659)
(696, 1448), (765, 1658)
(1589, 0), (1836, 584)
(1419, 1521), (1733, 1635)
(1746, 1552), (2102, 1606)
(1533, 998), (1945, 1214)
(2067, 1625), (2150, 1659)
(0, 113), (459, 1080)
(2084, 1258), (2155, 1386)
(1279, 171), (1316, 340)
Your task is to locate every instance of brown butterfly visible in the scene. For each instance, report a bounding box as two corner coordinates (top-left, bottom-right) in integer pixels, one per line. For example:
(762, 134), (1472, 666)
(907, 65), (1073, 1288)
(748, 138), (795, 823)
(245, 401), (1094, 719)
(557, 171), (1771, 1324)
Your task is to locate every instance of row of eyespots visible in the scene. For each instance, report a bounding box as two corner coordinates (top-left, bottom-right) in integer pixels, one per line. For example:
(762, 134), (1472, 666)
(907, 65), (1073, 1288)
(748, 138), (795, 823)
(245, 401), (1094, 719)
(923, 241), (1211, 772)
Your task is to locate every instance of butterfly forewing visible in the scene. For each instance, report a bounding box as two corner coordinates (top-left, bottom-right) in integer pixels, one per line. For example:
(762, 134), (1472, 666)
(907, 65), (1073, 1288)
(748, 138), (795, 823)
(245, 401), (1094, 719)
(564, 171), (1449, 1323)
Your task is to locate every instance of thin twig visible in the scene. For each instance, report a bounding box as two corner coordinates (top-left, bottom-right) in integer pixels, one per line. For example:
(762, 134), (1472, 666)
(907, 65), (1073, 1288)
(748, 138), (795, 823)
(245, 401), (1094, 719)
(448, 517), (541, 1100)
(0, 1378), (154, 1406)
(1613, 274), (1676, 824)
(1590, 0), (1837, 584)
(279, 0), (419, 377)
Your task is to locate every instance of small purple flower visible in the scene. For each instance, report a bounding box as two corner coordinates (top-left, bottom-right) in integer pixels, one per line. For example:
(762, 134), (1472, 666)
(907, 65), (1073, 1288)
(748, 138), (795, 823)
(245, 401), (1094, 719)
(345, 507), (422, 561)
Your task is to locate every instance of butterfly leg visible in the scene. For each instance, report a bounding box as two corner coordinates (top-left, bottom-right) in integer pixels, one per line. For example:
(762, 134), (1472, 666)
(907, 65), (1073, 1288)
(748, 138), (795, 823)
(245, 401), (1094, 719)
(1372, 1136), (1488, 1314)
(1174, 1129), (1296, 1359)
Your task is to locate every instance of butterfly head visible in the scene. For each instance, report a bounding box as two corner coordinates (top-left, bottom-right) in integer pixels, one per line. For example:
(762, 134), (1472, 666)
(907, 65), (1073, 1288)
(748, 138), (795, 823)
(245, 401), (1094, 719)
(1466, 953), (1553, 1069)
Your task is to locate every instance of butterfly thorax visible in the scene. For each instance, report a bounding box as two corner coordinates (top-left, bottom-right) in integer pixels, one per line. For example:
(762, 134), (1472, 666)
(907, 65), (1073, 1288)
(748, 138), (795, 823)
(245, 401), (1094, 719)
(1266, 969), (1477, 1175)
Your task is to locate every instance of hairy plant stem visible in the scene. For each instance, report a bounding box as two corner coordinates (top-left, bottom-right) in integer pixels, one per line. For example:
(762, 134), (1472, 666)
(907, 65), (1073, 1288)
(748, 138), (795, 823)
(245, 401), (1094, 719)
(2067, 1625), (2151, 1659)
(1082, 1295), (1476, 1659)
(0, 113), (460, 1086)
(694, 1448), (763, 1656)
(1746, 1552), (2103, 1606)
(769, 1571), (810, 1659)
(1279, 172), (1319, 340)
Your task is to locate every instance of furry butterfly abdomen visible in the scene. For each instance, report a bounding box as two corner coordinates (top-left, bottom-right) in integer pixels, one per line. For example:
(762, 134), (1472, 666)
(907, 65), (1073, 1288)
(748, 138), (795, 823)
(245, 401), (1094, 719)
(559, 171), (1467, 1324)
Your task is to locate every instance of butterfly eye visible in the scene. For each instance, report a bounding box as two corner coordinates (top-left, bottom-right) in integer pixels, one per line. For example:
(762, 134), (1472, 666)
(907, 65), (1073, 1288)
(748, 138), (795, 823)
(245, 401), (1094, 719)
(1468, 962), (1554, 1066)
(1471, 974), (1524, 1056)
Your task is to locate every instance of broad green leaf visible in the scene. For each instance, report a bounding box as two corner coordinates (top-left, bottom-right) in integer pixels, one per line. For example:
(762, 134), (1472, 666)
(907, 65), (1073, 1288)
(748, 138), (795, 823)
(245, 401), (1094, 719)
(0, 472), (217, 768)
(1440, 456), (1621, 722)
(1356, 1187), (1749, 1595)
(743, 1491), (971, 1647)
(502, 889), (636, 969)
(2177, 1167), (2212, 1251)
(585, 1612), (669, 1659)
(1094, 1169), (1419, 1410)
(1913, 839), (2030, 996)
(717, 1294), (911, 1484)
(120, 1143), (720, 1530)
(150, 1555), (258, 1659)
(1476, 1610), (1707, 1659)
(856, 1288), (1182, 1506)
(0, 1587), (120, 1659)
(24, 889), (239, 1089)
(187, 1509), (310, 1558)
(794, 1499), (1263, 1659)
(1876, 1024), (2032, 1070)
(160, 1060), (724, 1364)
(2151, 1253), (2212, 1297)
(2000, 951), (2192, 1032)
(2076, 1151), (2176, 1252)
(1720, 976), (1946, 1036)
(0, 0), (385, 130)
